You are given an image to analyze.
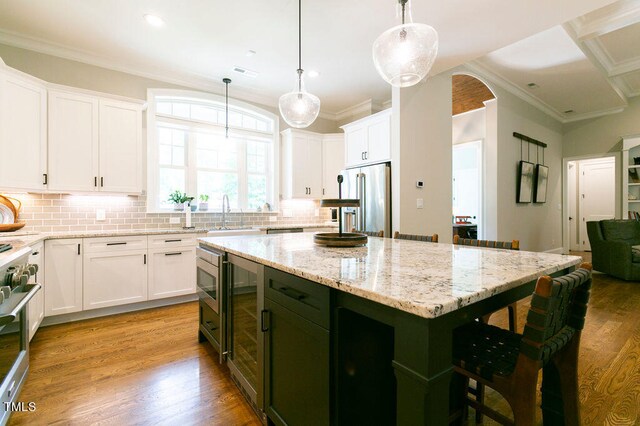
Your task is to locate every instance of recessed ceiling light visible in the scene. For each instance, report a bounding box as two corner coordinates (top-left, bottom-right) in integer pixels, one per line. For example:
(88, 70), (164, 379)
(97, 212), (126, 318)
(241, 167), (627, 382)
(233, 66), (258, 78)
(246, 50), (257, 57)
(308, 70), (320, 78)
(564, 109), (574, 114)
(527, 82), (539, 89)
(144, 14), (165, 27)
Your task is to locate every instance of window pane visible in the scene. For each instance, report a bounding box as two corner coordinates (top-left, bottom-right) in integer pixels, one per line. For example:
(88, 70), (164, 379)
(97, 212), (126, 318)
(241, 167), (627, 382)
(248, 174), (267, 210)
(196, 133), (237, 170)
(191, 104), (217, 123)
(247, 140), (267, 173)
(242, 115), (257, 130)
(159, 168), (186, 209)
(198, 171), (238, 209)
(156, 102), (172, 114)
(173, 103), (190, 118)
(158, 127), (186, 167)
(256, 120), (267, 132)
(159, 145), (172, 165)
(229, 111), (242, 127)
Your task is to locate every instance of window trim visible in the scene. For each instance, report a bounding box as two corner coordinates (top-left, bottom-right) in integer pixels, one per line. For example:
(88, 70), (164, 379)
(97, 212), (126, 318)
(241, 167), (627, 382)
(146, 88), (280, 213)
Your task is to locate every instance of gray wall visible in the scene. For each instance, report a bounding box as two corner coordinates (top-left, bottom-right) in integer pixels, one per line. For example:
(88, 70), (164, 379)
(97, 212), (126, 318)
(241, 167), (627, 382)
(0, 43), (340, 134)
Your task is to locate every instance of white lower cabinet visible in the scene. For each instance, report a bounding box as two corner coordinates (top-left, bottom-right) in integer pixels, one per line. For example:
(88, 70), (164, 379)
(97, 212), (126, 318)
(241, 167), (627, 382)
(148, 246), (196, 300)
(83, 250), (147, 310)
(27, 241), (45, 340)
(44, 239), (83, 316)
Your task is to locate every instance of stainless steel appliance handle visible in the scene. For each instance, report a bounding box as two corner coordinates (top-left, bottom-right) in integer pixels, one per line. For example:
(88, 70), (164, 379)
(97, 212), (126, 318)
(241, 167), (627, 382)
(196, 246), (223, 266)
(0, 283), (41, 327)
(355, 173), (361, 231)
(361, 173), (366, 232)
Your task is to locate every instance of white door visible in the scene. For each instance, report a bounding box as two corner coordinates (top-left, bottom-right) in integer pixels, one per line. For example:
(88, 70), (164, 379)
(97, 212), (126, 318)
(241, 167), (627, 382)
(28, 242), (45, 341)
(567, 162), (580, 251)
(366, 114), (391, 164)
(322, 134), (345, 198)
(148, 246), (196, 300)
(48, 91), (99, 192)
(579, 158), (615, 251)
(44, 239), (83, 316)
(344, 125), (367, 167)
(0, 73), (47, 190)
(99, 99), (142, 193)
(83, 250), (147, 310)
(452, 141), (483, 238)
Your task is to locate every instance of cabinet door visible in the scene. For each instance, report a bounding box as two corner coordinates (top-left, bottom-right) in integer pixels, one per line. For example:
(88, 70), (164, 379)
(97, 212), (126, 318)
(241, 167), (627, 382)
(148, 246), (196, 300)
(366, 113), (391, 164)
(344, 125), (367, 168)
(99, 99), (142, 193)
(44, 239), (83, 316)
(48, 91), (99, 192)
(83, 250), (147, 310)
(306, 137), (324, 199)
(28, 242), (45, 341)
(322, 135), (345, 198)
(0, 73), (47, 191)
(264, 298), (329, 426)
(289, 133), (312, 198)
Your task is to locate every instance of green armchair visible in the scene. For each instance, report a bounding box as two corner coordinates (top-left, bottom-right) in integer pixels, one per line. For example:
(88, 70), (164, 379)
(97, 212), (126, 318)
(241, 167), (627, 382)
(586, 220), (640, 281)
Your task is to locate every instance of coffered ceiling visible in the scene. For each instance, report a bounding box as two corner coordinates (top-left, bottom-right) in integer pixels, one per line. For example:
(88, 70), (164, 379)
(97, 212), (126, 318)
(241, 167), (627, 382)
(0, 0), (619, 117)
(469, 0), (640, 123)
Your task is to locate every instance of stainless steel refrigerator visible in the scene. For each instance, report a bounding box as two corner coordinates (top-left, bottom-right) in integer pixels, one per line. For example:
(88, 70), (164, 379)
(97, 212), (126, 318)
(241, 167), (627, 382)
(341, 163), (391, 236)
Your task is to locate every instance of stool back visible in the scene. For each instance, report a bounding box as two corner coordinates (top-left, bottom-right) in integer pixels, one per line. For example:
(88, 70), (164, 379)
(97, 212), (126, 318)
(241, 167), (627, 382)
(453, 235), (519, 250)
(393, 231), (438, 243)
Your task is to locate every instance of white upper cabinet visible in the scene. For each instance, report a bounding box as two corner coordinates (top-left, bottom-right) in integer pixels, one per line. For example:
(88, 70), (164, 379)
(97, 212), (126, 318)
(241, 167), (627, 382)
(322, 134), (345, 199)
(99, 99), (142, 193)
(0, 68), (47, 191)
(281, 129), (324, 199)
(342, 109), (391, 168)
(48, 90), (99, 192)
(48, 90), (143, 193)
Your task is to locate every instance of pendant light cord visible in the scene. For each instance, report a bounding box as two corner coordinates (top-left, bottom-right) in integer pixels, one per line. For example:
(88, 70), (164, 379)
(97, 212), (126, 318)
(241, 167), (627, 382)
(297, 0), (302, 92)
(400, 0), (407, 25)
(223, 78), (231, 138)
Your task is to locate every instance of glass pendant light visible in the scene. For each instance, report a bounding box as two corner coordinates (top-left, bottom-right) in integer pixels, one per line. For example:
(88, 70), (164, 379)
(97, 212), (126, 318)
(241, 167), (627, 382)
(278, 0), (320, 129)
(223, 77), (231, 138)
(372, 0), (438, 88)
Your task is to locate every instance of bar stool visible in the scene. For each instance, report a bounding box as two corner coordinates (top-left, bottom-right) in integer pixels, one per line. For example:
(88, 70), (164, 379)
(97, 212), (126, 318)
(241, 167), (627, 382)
(450, 263), (592, 425)
(352, 228), (384, 237)
(393, 231), (438, 242)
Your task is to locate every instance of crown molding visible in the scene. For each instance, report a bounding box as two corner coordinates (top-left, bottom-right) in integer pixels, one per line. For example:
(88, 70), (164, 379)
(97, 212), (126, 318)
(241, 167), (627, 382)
(464, 61), (566, 123)
(562, 106), (626, 123)
(570, 0), (640, 40)
(0, 29), (348, 120)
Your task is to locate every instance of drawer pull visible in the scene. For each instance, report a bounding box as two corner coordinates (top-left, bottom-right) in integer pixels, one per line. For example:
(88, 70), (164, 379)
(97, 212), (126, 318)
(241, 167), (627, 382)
(106, 242), (127, 246)
(165, 239), (182, 243)
(278, 286), (307, 301)
(261, 309), (269, 332)
(165, 252), (183, 256)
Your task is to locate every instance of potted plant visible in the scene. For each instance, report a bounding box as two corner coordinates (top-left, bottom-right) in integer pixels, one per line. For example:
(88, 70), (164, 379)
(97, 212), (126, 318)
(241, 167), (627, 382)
(199, 194), (209, 211)
(168, 190), (186, 211)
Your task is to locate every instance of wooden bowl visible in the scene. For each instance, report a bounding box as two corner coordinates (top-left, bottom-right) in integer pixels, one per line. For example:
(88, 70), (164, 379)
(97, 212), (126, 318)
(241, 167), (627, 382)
(313, 232), (367, 247)
(0, 222), (26, 232)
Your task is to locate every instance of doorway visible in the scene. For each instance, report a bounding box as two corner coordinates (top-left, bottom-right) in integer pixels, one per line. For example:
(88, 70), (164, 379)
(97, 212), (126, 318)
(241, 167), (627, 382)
(453, 141), (483, 239)
(566, 157), (616, 251)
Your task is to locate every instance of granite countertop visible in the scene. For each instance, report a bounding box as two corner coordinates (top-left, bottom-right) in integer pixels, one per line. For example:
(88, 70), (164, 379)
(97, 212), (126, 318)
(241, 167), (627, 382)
(198, 233), (583, 319)
(255, 223), (338, 231)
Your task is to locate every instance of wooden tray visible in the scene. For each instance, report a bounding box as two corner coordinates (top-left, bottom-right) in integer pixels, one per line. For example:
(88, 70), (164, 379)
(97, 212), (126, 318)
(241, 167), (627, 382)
(0, 222), (26, 232)
(313, 232), (367, 247)
(320, 199), (360, 208)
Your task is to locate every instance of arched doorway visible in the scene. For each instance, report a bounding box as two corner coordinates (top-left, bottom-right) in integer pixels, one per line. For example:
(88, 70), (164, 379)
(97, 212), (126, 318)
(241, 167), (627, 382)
(451, 74), (496, 240)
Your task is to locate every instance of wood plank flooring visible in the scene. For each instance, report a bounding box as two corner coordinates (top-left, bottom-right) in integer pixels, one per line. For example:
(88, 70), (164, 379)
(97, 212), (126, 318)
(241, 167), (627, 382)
(8, 250), (640, 425)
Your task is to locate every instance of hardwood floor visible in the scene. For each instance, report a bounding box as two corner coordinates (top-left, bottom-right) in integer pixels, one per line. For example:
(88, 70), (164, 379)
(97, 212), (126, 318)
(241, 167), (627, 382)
(8, 251), (640, 425)
(9, 303), (261, 426)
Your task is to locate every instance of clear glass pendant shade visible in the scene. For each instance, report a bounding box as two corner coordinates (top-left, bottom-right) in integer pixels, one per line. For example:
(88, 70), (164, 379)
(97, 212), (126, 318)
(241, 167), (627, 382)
(278, 72), (321, 128)
(372, 21), (438, 88)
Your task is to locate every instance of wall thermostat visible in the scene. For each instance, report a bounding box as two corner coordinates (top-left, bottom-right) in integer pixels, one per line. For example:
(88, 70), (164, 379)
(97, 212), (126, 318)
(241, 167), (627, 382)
(416, 181), (424, 188)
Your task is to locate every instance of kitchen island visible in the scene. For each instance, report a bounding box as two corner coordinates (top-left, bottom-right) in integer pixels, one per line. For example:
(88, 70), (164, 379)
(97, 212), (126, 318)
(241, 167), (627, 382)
(198, 233), (582, 425)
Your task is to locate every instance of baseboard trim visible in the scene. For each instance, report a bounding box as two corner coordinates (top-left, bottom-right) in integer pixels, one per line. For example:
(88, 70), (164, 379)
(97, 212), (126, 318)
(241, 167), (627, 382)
(544, 247), (565, 254)
(41, 293), (198, 327)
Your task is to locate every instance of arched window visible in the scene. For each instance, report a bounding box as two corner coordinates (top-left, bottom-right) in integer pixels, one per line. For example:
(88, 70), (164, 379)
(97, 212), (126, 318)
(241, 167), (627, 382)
(147, 89), (278, 212)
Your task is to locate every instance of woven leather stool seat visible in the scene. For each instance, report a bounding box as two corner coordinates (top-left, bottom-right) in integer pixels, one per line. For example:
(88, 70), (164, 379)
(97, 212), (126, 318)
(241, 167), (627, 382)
(453, 322), (522, 381)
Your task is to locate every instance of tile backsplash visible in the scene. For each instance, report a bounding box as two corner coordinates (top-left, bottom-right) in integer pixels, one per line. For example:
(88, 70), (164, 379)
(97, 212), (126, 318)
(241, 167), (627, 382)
(5, 193), (332, 233)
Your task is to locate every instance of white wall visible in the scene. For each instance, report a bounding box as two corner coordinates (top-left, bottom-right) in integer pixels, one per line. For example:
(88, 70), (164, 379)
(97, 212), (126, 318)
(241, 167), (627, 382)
(392, 72), (453, 242)
(453, 108), (485, 145)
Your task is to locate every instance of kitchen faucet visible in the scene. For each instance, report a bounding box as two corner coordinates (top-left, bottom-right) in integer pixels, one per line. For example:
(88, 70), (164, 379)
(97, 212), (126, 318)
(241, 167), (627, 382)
(221, 194), (230, 229)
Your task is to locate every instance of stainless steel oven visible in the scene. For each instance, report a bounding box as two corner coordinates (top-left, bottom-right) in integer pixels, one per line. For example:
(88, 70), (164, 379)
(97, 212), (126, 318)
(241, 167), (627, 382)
(1, 247), (40, 426)
(196, 246), (223, 314)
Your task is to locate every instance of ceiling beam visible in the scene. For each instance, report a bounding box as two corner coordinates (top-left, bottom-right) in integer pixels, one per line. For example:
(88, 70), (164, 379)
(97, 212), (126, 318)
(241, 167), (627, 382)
(570, 0), (640, 40)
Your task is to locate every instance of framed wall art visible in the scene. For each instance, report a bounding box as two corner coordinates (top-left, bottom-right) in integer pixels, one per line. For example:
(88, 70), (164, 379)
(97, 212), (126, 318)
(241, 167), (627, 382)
(517, 160), (534, 203)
